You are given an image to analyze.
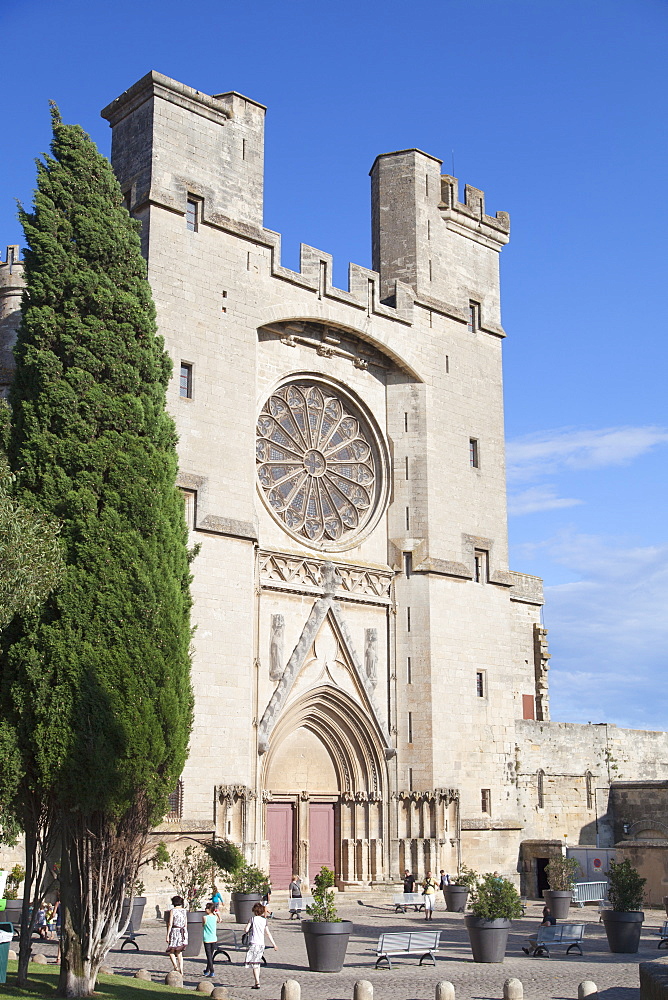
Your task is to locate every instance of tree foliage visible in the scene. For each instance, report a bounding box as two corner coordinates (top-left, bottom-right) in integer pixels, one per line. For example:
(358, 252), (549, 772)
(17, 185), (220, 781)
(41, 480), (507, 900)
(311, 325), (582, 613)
(0, 104), (194, 996)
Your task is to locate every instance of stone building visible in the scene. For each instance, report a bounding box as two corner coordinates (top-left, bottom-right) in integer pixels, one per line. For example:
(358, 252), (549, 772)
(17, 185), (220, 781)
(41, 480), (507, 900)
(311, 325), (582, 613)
(2, 71), (668, 894)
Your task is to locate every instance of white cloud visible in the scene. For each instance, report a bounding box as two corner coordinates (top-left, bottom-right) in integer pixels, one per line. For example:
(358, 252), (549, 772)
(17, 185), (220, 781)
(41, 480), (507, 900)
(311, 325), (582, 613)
(507, 426), (668, 483)
(540, 531), (668, 731)
(508, 485), (582, 516)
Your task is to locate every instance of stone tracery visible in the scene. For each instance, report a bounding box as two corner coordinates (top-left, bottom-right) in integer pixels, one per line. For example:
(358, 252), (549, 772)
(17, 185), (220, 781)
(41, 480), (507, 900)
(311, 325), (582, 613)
(256, 382), (377, 544)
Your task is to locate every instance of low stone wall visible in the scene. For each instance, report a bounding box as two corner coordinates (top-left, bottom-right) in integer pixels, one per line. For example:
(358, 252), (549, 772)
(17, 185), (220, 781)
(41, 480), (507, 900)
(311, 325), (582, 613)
(640, 962), (668, 1000)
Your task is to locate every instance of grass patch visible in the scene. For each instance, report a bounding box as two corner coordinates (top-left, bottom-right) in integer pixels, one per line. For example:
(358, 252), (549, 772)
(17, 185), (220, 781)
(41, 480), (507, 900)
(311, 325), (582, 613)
(0, 963), (192, 999)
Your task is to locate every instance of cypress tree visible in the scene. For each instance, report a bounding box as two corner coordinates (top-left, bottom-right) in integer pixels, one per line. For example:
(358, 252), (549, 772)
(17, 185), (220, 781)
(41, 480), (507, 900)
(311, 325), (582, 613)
(1, 106), (194, 996)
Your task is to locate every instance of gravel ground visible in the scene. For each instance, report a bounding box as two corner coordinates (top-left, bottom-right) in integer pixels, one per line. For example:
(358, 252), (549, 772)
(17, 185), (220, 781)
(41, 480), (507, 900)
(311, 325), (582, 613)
(24, 899), (668, 1000)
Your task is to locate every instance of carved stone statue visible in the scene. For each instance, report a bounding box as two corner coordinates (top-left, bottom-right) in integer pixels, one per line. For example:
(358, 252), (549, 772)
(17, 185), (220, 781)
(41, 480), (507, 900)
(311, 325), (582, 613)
(365, 627), (378, 686)
(270, 614), (284, 681)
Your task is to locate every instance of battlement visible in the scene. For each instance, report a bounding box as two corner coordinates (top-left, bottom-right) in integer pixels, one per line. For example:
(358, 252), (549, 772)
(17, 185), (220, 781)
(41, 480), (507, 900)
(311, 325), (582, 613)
(439, 175), (510, 247)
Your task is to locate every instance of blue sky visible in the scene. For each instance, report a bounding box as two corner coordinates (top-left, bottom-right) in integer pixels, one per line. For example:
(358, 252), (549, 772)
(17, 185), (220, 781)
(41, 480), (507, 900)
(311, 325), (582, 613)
(2, 0), (667, 730)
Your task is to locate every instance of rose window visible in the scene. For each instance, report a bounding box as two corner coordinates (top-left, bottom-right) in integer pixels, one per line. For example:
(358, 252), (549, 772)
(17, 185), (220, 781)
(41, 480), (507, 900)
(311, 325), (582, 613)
(256, 383), (378, 544)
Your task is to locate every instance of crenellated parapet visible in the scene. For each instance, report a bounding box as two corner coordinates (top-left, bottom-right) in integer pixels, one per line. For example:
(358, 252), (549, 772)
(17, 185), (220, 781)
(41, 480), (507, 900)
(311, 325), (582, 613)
(0, 245), (24, 397)
(439, 175), (510, 248)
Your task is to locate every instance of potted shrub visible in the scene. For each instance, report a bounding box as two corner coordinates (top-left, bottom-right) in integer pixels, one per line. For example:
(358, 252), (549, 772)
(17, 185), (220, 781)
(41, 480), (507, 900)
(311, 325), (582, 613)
(301, 866), (353, 972)
(445, 864), (478, 913)
(601, 859), (646, 954)
(120, 878), (147, 937)
(225, 862), (270, 926)
(464, 872), (523, 963)
(544, 855), (580, 919)
(2, 865), (25, 927)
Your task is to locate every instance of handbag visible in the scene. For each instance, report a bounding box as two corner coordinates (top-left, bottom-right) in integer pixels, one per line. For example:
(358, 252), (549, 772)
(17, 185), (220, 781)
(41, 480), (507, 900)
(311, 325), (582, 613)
(241, 930), (251, 947)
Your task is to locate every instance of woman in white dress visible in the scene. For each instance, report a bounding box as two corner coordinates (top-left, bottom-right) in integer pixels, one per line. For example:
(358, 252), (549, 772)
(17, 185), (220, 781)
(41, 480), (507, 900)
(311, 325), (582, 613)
(244, 902), (277, 988)
(166, 895), (188, 975)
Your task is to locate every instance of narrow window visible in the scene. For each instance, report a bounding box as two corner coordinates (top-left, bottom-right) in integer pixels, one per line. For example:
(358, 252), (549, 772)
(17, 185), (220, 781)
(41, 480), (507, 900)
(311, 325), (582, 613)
(405, 507), (410, 531)
(166, 779), (184, 820)
(180, 362), (193, 398)
(537, 770), (545, 809)
(474, 549), (488, 584)
(427, 219), (431, 241)
(405, 456), (409, 480)
(469, 438), (479, 468)
(407, 607), (411, 632)
(468, 300), (479, 332)
(445, 355), (449, 374)
(404, 412), (408, 432)
(408, 712), (413, 744)
(242, 138), (247, 160)
(425, 174), (429, 196)
(428, 259), (433, 281)
(122, 190), (132, 211)
(408, 767), (413, 791)
(586, 771), (594, 810)
(476, 671), (485, 698)
(186, 198), (199, 232)
(180, 489), (196, 529)
(481, 788), (491, 814)
(522, 694), (536, 720)
(404, 552), (412, 578)
(407, 657), (412, 684)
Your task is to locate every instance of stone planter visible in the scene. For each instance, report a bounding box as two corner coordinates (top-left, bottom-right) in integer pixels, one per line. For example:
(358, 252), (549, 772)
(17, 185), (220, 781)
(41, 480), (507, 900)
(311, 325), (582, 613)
(543, 890), (572, 919)
(601, 910), (644, 954)
(184, 911), (204, 957)
(231, 892), (262, 926)
(464, 915), (512, 963)
(2, 901), (23, 929)
(301, 920), (353, 972)
(445, 885), (469, 913)
(120, 897), (147, 935)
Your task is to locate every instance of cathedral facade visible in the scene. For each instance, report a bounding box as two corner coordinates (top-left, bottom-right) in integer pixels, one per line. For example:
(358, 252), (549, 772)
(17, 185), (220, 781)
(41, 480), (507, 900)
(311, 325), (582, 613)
(2, 71), (667, 893)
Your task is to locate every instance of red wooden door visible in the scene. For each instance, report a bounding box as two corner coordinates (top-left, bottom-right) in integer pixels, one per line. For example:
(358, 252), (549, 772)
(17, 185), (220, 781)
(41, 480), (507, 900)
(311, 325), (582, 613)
(266, 803), (294, 890)
(309, 803), (335, 884)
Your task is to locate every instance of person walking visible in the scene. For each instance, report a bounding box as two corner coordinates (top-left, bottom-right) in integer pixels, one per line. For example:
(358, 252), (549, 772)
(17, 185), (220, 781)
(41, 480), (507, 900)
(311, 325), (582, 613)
(166, 895), (188, 976)
(439, 870), (450, 906)
(244, 902), (277, 989)
(202, 902), (221, 977)
(421, 871), (437, 920)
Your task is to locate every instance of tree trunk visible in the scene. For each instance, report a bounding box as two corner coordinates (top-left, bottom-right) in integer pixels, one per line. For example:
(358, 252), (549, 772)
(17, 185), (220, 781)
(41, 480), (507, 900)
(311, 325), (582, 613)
(56, 808), (147, 997)
(17, 800), (58, 988)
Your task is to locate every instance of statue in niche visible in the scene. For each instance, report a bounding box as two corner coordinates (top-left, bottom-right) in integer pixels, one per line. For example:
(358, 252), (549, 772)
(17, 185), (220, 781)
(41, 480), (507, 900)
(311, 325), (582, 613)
(269, 614), (284, 681)
(365, 627), (378, 687)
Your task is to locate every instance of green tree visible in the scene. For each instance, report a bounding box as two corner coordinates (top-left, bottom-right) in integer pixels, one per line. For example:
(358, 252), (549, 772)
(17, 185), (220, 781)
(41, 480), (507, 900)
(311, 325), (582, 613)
(0, 105), (194, 996)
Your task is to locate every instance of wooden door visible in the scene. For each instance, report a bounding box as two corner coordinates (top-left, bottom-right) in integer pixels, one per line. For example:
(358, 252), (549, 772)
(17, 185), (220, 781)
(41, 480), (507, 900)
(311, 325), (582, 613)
(309, 802), (335, 884)
(266, 802), (294, 890)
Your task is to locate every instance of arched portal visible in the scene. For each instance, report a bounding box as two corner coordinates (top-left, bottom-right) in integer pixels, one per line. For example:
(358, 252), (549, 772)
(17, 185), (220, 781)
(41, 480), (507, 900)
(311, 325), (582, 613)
(262, 685), (389, 887)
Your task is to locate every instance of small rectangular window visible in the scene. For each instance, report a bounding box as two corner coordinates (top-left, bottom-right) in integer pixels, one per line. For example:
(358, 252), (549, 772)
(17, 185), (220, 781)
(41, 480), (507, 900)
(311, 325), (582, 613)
(468, 301), (479, 332)
(481, 788), (491, 814)
(407, 657), (412, 684)
(408, 712), (413, 744)
(404, 552), (412, 578)
(405, 507), (410, 531)
(407, 607), (411, 632)
(476, 671), (485, 698)
(186, 198), (199, 232)
(405, 456), (409, 480)
(522, 694), (536, 720)
(181, 489), (196, 529)
(404, 412), (408, 432)
(470, 438), (479, 468)
(474, 550), (488, 584)
(180, 362), (193, 398)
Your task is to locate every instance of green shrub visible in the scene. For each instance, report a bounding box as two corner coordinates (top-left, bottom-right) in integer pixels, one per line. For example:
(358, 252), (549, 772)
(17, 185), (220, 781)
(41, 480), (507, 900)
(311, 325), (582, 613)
(306, 866), (340, 923)
(469, 873), (523, 920)
(453, 864), (478, 891)
(606, 859), (646, 911)
(224, 862), (270, 896)
(546, 855), (580, 891)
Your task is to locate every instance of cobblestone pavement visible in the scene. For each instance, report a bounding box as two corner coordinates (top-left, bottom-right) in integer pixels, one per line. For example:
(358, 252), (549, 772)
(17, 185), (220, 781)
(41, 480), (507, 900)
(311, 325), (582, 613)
(27, 900), (668, 1000)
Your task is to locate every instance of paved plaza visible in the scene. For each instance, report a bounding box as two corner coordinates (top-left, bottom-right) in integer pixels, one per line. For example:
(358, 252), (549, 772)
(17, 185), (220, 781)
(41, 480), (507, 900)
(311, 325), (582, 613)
(23, 899), (668, 1000)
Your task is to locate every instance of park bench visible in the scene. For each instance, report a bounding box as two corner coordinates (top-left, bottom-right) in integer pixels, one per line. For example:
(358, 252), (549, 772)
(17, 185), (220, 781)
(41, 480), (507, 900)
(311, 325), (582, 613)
(374, 930), (440, 970)
(392, 893), (425, 913)
(657, 921), (668, 949)
(288, 896), (314, 919)
(213, 928), (275, 965)
(525, 923), (585, 957)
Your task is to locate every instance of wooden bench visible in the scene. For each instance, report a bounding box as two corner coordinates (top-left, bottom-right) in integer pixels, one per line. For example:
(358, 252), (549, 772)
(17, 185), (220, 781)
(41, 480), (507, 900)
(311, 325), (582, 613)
(392, 893), (425, 913)
(657, 921), (668, 949)
(374, 930), (440, 970)
(525, 923), (585, 957)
